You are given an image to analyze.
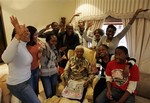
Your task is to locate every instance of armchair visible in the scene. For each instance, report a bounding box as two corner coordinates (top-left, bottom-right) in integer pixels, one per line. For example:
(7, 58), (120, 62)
(57, 47), (99, 101)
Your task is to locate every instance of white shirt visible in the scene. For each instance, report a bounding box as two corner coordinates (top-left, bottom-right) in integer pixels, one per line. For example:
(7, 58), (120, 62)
(98, 24), (131, 54)
(91, 38), (100, 49)
(2, 38), (32, 85)
(75, 28), (93, 48)
(75, 30), (88, 47)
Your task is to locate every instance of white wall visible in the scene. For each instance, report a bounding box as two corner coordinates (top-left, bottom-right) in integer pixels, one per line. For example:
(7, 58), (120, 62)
(0, 0), (76, 44)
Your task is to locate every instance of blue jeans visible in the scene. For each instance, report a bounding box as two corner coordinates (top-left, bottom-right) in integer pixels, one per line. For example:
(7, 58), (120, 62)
(41, 73), (58, 98)
(95, 87), (135, 103)
(30, 67), (39, 95)
(7, 78), (40, 103)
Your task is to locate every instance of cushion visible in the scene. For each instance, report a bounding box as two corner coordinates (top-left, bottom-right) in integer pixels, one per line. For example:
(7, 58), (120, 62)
(135, 95), (150, 103)
(57, 83), (65, 96)
(59, 97), (80, 103)
(83, 47), (96, 64)
(0, 74), (11, 103)
(0, 74), (7, 82)
(11, 95), (20, 103)
(67, 50), (75, 59)
(45, 96), (60, 103)
(136, 73), (150, 99)
(0, 64), (8, 78)
(67, 47), (96, 64)
(85, 86), (93, 100)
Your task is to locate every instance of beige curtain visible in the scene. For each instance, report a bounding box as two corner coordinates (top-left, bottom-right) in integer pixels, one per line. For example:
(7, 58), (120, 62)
(75, 0), (150, 18)
(91, 19), (105, 30)
(85, 19), (105, 32)
(75, 0), (150, 31)
(122, 18), (150, 73)
(75, 0), (150, 73)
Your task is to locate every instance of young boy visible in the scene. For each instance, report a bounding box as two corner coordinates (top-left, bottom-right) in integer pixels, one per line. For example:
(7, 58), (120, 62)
(95, 46), (139, 103)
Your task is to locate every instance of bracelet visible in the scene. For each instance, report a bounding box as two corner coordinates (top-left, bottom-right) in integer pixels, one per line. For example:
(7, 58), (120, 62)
(14, 37), (20, 43)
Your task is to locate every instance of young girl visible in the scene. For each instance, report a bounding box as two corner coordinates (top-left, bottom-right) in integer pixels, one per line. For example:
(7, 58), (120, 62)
(98, 9), (148, 54)
(40, 32), (59, 98)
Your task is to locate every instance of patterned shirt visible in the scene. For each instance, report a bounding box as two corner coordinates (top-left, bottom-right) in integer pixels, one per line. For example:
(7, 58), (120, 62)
(63, 56), (94, 84)
(40, 43), (58, 76)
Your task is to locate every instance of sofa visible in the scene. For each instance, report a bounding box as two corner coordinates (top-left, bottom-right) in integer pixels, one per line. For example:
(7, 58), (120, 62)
(0, 64), (11, 103)
(109, 72), (150, 103)
(135, 72), (150, 103)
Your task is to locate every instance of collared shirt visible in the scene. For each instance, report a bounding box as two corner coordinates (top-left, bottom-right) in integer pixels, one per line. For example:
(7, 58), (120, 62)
(63, 56), (94, 83)
(40, 43), (58, 76)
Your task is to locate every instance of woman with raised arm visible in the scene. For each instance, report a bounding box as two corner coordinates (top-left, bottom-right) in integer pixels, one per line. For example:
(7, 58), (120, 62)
(98, 9), (149, 54)
(27, 26), (42, 96)
(1, 16), (40, 103)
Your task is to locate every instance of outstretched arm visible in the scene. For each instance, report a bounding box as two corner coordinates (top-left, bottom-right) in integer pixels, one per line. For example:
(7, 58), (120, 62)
(38, 24), (51, 38)
(128, 9), (149, 25)
(117, 9), (149, 40)
(10, 16), (26, 40)
(2, 16), (27, 63)
(68, 12), (81, 24)
(83, 20), (93, 42)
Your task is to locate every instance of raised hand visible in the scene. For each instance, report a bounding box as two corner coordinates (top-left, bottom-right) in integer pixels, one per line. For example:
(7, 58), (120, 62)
(10, 16), (19, 28)
(45, 24), (51, 30)
(73, 12), (82, 17)
(10, 16), (30, 42)
(10, 16), (24, 40)
(68, 12), (82, 23)
(136, 8), (149, 14)
(87, 20), (93, 29)
(128, 9), (149, 25)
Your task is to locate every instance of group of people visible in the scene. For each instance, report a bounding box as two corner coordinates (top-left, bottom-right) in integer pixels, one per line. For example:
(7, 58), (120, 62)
(1, 8), (148, 103)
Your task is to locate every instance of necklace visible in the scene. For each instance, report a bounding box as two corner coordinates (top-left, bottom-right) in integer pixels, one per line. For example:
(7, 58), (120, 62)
(106, 38), (112, 46)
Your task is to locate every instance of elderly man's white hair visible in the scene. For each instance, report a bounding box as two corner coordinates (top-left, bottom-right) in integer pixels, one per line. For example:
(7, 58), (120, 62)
(75, 45), (84, 51)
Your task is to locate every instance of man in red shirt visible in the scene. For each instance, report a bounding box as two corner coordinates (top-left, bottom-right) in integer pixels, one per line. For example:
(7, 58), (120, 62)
(95, 46), (139, 103)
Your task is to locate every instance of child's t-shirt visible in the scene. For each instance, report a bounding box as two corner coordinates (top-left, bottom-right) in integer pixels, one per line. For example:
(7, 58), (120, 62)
(106, 60), (140, 92)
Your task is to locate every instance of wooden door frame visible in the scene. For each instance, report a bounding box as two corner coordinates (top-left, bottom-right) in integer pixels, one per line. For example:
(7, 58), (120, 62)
(0, 6), (7, 63)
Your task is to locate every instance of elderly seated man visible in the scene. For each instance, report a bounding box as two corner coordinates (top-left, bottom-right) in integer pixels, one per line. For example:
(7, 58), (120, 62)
(62, 45), (94, 102)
